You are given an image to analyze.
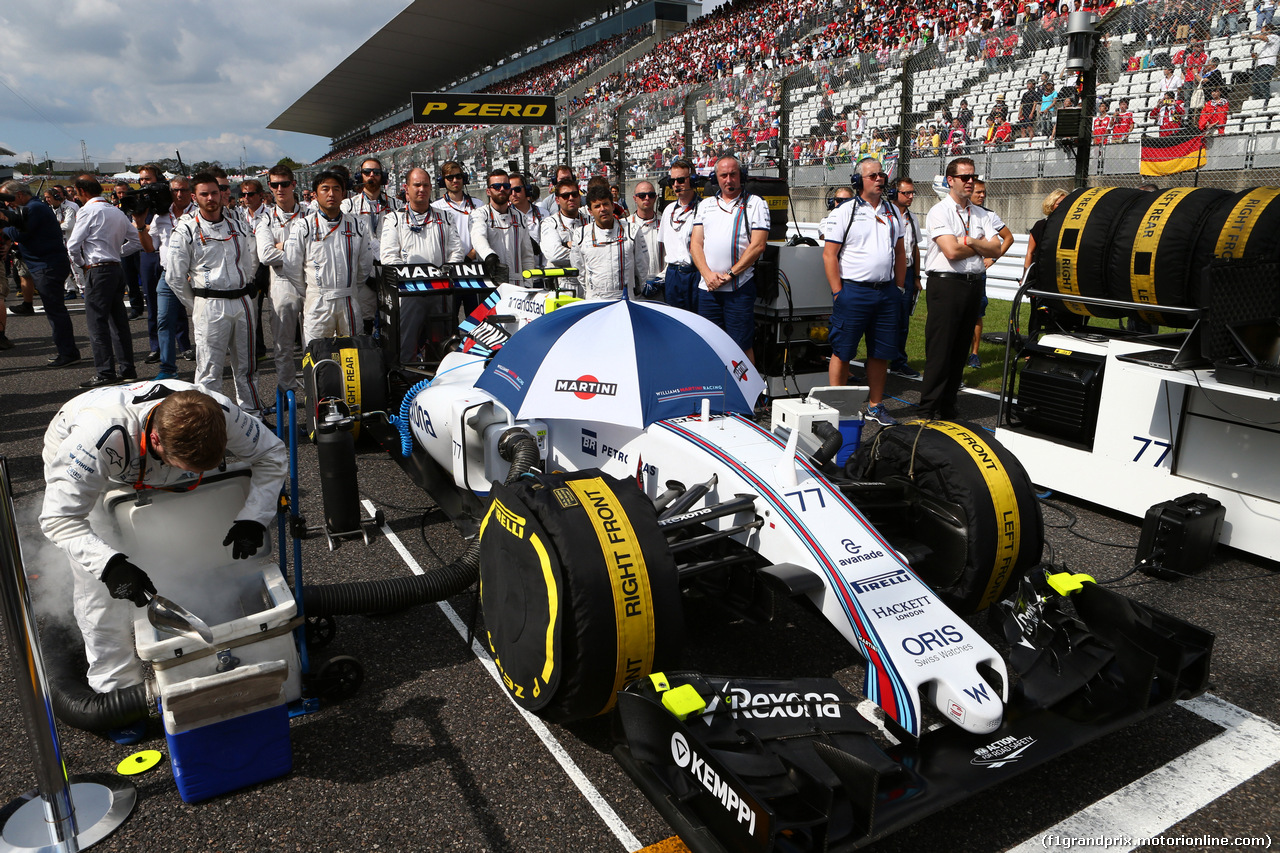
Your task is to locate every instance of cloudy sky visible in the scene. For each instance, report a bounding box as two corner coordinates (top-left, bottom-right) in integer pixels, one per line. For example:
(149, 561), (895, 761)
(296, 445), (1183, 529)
(0, 0), (410, 170)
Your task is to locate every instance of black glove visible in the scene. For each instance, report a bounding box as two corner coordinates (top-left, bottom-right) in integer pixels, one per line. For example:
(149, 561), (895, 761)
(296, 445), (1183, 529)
(101, 555), (156, 607)
(223, 520), (266, 559)
(482, 253), (509, 284)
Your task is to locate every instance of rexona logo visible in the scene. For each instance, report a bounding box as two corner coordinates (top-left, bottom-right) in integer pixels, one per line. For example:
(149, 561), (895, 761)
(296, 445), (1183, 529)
(851, 568), (912, 593)
(971, 735), (1037, 769)
(555, 376), (617, 399)
(723, 686), (843, 720)
(670, 732), (758, 835)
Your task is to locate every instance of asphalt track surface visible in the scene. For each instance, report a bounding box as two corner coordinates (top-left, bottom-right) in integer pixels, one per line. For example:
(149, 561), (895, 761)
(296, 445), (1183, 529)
(0, 295), (1276, 853)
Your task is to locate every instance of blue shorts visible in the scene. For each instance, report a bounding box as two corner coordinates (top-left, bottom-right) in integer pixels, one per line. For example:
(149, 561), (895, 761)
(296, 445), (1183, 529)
(698, 280), (757, 352)
(829, 281), (903, 362)
(978, 292), (988, 317)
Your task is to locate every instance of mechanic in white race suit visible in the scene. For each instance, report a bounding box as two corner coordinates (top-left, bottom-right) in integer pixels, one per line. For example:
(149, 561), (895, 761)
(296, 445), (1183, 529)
(167, 171), (265, 416)
(255, 165), (309, 394)
(470, 168), (537, 286)
(341, 157), (402, 333)
(570, 185), (636, 300)
(40, 381), (287, 731)
(381, 167), (465, 363)
(282, 170), (374, 346)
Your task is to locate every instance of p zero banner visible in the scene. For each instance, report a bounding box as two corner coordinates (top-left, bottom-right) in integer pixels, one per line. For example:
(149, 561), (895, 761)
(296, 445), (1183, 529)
(410, 92), (556, 126)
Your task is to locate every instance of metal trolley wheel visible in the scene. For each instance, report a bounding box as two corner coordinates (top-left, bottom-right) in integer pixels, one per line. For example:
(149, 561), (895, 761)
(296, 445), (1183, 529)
(315, 655), (364, 703)
(305, 614), (336, 649)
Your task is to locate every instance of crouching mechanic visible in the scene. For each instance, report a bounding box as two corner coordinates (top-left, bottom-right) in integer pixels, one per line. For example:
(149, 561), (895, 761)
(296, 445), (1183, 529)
(40, 380), (287, 743)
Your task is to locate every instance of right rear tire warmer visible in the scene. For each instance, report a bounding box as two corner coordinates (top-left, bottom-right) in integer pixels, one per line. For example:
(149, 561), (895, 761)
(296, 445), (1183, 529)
(478, 470), (683, 723)
(854, 420), (1043, 614)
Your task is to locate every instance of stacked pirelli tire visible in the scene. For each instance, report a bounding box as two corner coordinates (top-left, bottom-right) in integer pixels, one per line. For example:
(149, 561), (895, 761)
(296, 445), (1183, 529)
(478, 470), (683, 723)
(1035, 186), (1280, 327)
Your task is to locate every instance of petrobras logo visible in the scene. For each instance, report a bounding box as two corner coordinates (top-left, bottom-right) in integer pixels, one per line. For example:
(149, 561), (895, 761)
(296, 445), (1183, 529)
(556, 375), (617, 399)
(669, 732), (758, 836)
(850, 568), (912, 593)
(581, 428), (598, 456)
(971, 734), (1037, 769)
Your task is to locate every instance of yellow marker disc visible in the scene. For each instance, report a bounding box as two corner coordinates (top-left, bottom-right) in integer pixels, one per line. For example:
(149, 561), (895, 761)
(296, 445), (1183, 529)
(117, 750), (164, 776)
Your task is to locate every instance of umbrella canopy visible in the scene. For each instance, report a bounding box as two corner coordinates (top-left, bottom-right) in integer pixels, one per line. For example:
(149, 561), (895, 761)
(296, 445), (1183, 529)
(475, 300), (765, 429)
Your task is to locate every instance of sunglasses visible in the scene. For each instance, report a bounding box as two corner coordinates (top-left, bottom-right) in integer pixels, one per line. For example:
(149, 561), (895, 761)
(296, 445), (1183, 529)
(634, 192), (657, 200)
(361, 168), (383, 175)
(670, 176), (690, 183)
(269, 181), (293, 188)
(557, 192), (578, 199)
(488, 183), (511, 192)
(443, 173), (465, 181)
(864, 172), (887, 181)
(950, 173), (977, 181)
(898, 189), (916, 195)
(509, 185), (525, 193)
(242, 190), (261, 197)
(218, 184), (231, 191)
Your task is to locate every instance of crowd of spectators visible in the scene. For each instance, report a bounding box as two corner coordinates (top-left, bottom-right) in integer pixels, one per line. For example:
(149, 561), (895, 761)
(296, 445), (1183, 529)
(314, 0), (1276, 176)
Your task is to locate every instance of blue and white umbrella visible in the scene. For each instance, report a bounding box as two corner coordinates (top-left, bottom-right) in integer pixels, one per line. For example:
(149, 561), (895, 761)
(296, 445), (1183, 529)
(475, 300), (765, 428)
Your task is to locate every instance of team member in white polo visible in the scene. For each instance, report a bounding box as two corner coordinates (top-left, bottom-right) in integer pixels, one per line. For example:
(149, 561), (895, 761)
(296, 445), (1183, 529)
(690, 156), (770, 363)
(658, 159), (700, 311)
(823, 158), (905, 426)
(918, 157), (1006, 420)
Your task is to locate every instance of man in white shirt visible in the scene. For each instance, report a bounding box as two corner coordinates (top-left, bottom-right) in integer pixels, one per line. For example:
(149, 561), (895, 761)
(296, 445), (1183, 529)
(66, 174), (141, 387)
(823, 158), (906, 426)
(381, 166), (464, 364)
(628, 181), (662, 287)
(282, 171), (375, 346)
(1250, 24), (1280, 100)
(150, 177), (196, 380)
(471, 169), (536, 286)
(540, 177), (589, 293)
(430, 160), (482, 261)
(887, 177), (922, 379)
(255, 166), (309, 394)
(507, 172), (544, 267)
(167, 172), (263, 416)
(342, 157), (402, 333)
(690, 156), (770, 363)
(658, 159), (701, 311)
(571, 185), (635, 301)
(918, 157), (1006, 420)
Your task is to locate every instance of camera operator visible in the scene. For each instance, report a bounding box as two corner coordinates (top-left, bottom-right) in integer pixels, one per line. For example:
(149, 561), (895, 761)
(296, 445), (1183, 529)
(1, 180), (83, 365)
(66, 174), (139, 387)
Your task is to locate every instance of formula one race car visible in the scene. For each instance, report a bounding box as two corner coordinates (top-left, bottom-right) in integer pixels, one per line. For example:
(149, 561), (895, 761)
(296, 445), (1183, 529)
(355, 267), (1213, 852)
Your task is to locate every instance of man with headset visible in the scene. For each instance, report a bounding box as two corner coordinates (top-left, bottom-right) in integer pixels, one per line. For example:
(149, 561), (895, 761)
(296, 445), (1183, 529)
(540, 176), (589, 294)
(341, 157), (402, 333)
(823, 157), (906, 427)
(507, 172), (544, 268)
(431, 161), (482, 262)
(690, 156), (769, 364)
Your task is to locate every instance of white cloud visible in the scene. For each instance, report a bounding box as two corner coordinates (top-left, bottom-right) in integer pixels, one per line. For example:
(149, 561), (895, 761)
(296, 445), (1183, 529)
(0, 0), (409, 165)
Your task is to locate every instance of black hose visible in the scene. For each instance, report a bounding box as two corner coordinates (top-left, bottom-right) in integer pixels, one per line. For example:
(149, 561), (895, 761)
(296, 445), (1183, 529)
(42, 621), (150, 731)
(302, 429), (541, 617)
(809, 420), (845, 468)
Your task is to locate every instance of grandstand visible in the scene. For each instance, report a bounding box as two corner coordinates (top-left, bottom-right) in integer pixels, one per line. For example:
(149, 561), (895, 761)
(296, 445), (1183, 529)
(276, 0), (1280, 230)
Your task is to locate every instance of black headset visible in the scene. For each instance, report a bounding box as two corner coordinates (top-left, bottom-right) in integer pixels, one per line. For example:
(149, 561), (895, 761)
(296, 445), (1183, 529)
(825, 188), (853, 211)
(850, 157), (877, 194)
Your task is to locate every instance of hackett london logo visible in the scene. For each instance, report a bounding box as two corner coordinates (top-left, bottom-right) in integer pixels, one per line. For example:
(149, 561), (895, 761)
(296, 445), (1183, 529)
(555, 376), (617, 399)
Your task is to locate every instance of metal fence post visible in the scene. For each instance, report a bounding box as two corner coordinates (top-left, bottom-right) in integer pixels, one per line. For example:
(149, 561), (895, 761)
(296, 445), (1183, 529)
(0, 457), (136, 851)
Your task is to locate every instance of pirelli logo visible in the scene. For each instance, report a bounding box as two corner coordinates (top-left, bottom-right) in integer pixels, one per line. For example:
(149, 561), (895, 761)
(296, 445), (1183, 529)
(491, 499), (526, 540)
(411, 92), (557, 126)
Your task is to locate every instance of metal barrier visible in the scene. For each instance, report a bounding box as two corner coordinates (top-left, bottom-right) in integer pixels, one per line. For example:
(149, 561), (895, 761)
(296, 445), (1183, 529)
(0, 457), (135, 851)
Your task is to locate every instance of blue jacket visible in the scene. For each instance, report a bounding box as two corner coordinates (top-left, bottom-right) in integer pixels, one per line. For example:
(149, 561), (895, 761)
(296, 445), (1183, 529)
(3, 198), (70, 274)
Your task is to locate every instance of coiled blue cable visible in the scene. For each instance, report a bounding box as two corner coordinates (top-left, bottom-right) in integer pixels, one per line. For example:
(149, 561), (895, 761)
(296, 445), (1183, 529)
(389, 361), (480, 456)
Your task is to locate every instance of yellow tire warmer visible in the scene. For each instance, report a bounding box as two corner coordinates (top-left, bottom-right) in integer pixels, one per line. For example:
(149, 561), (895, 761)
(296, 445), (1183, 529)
(858, 420), (1043, 614)
(478, 470), (682, 723)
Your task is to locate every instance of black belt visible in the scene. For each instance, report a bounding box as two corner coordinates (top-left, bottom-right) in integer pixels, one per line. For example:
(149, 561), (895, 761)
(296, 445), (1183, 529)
(928, 271), (984, 283)
(192, 286), (251, 299)
(667, 262), (694, 272)
(84, 261), (120, 269)
(843, 279), (894, 289)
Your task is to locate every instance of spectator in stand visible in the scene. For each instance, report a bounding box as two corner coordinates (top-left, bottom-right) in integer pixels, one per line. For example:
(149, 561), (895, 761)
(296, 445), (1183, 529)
(1111, 97), (1136, 141)
(945, 118), (969, 154)
(1092, 100), (1113, 145)
(1201, 57), (1226, 98)
(1036, 76), (1059, 136)
(1150, 90), (1188, 135)
(1259, 0), (1277, 31)
(989, 93), (1009, 124)
(1250, 24), (1280, 101)
(1198, 87), (1230, 134)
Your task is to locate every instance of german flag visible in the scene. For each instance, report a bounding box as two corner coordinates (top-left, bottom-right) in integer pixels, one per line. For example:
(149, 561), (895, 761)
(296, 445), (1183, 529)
(1140, 130), (1206, 176)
